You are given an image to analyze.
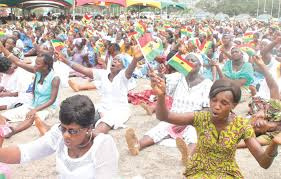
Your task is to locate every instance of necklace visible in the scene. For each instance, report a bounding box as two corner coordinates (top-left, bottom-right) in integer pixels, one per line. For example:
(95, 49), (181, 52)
(78, 132), (93, 148)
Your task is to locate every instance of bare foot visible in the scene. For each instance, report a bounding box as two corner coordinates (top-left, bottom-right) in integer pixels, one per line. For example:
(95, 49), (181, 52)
(176, 138), (189, 165)
(140, 103), (153, 115)
(125, 128), (140, 156)
(35, 115), (49, 136)
(273, 132), (281, 145)
(68, 80), (80, 92)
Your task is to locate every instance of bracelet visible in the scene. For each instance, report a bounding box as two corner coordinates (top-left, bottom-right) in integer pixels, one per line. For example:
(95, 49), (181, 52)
(265, 151), (278, 158)
(7, 53), (13, 59)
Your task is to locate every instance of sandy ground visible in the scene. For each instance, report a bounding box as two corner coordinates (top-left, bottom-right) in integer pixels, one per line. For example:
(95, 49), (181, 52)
(3, 77), (281, 179)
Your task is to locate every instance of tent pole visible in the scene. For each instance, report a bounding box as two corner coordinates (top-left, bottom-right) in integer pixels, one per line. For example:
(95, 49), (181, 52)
(72, 0), (76, 21)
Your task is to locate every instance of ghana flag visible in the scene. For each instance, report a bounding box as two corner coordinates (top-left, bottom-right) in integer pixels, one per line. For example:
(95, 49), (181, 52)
(0, 29), (5, 37)
(135, 21), (146, 37)
(82, 14), (93, 25)
(243, 32), (254, 43)
(51, 40), (65, 52)
(138, 33), (163, 62)
(181, 27), (193, 38)
(200, 41), (213, 54)
(168, 54), (194, 76)
(238, 45), (256, 57)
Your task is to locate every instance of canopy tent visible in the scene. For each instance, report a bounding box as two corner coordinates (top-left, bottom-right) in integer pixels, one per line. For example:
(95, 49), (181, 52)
(18, 0), (73, 9)
(257, 14), (272, 23)
(214, 13), (229, 21)
(0, 0), (21, 7)
(126, 0), (161, 9)
(158, 0), (186, 10)
(92, 0), (126, 7)
(0, 0), (73, 8)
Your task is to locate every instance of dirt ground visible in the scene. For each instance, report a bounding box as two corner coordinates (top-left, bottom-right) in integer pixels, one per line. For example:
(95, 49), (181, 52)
(3, 78), (281, 179)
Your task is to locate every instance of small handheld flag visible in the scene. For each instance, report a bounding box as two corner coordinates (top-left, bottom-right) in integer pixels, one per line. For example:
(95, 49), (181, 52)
(168, 54), (194, 76)
(51, 39), (65, 52)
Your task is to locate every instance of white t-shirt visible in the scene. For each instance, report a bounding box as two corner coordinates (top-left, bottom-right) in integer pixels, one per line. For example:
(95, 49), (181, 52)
(166, 73), (213, 113)
(0, 68), (33, 93)
(93, 69), (129, 113)
(19, 124), (119, 179)
(257, 59), (281, 100)
(16, 39), (24, 50)
(53, 61), (71, 88)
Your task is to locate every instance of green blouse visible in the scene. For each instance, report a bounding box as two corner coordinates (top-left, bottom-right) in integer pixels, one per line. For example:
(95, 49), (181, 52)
(184, 111), (255, 179)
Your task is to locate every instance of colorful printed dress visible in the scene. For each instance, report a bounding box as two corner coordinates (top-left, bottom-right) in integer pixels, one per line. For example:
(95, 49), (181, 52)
(184, 111), (255, 179)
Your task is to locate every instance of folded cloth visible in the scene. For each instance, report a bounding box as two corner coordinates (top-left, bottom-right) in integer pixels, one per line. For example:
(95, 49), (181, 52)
(168, 125), (187, 139)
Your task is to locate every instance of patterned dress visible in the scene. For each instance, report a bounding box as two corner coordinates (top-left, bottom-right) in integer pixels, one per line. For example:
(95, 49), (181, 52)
(184, 111), (255, 179)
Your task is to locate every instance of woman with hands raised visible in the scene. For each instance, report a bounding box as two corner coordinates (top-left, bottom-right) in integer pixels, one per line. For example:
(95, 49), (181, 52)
(151, 69), (281, 178)
(55, 45), (143, 135)
(0, 42), (60, 138)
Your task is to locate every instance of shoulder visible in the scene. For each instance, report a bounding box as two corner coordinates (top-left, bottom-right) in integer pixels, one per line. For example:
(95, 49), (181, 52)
(91, 134), (118, 157)
(194, 111), (211, 127)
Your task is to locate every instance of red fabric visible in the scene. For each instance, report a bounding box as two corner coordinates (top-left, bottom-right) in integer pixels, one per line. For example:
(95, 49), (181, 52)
(76, 0), (93, 6)
(128, 90), (173, 109)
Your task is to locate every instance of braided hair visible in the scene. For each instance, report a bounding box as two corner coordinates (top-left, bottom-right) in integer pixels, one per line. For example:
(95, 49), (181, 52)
(0, 56), (12, 73)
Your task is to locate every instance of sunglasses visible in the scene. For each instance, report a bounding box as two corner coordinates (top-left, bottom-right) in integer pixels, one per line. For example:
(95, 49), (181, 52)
(58, 124), (85, 135)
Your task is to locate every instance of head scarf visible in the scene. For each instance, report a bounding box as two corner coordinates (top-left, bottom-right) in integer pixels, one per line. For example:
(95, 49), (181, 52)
(115, 54), (132, 69)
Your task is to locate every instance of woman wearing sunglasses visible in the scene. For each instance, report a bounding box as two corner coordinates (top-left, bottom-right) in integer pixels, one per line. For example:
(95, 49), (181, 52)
(0, 95), (119, 179)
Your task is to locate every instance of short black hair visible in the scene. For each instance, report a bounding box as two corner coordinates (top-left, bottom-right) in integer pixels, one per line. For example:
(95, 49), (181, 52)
(209, 79), (241, 104)
(0, 56), (12, 73)
(110, 43), (120, 52)
(59, 95), (96, 128)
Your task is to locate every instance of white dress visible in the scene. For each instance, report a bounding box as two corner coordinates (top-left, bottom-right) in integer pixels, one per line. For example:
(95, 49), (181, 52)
(0, 68), (33, 109)
(145, 74), (213, 144)
(93, 69), (131, 129)
(18, 124), (119, 179)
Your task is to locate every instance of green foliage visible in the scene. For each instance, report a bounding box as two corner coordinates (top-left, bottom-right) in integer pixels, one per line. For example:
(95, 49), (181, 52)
(196, 0), (281, 17)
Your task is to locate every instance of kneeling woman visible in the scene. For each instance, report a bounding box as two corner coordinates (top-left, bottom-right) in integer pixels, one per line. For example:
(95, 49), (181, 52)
(0, 95), (119, 178)
(0, 42), (60, 137)
(151, 75), (281, 178)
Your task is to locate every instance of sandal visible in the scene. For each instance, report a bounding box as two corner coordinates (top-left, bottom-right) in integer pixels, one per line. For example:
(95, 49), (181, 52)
(125, 128), (140, 156)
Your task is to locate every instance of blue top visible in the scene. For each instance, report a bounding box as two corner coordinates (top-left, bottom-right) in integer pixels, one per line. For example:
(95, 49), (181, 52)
(223, 60), (254, 87)
(32, 70), (58, 109)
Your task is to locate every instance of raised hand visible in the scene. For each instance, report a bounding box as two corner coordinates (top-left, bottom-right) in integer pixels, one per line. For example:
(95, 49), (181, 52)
(132, 45), (143, 61)
(252, 119), (270, 134)
(150, 72), (166, 96)
(54, 51), (67, 64)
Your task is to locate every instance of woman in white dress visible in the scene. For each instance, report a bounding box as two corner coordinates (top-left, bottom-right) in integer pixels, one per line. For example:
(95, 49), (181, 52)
(0, 95), (119, 179)
(55, 46), (143, 135)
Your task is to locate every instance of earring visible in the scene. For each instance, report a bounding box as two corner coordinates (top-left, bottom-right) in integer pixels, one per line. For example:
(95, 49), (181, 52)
(86, 131), (89, 135)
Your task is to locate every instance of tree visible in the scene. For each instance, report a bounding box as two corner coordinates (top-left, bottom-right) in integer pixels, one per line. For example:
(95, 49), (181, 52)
(196, 0), (281, 17)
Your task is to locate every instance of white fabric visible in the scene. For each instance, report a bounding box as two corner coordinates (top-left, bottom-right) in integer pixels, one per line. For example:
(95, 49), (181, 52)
(146, 76), (213, 146)
(93, 69), (131, 128)
(53, 61), (71, 88)
(19, 124), (119, 179)
(0, 68), (34, 108)
(257, 59), (281, 100)
(16, 39), (24, 50)
(168, 75), (212, 113)
(0, 93), (32, 109)
(1, 104), (55, 123)
(0, 68), (33, 93)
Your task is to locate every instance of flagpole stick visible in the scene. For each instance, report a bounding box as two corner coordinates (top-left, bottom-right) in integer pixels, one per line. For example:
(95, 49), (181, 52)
(72, 1), (76, 21)
(134, 34), (150, 65)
